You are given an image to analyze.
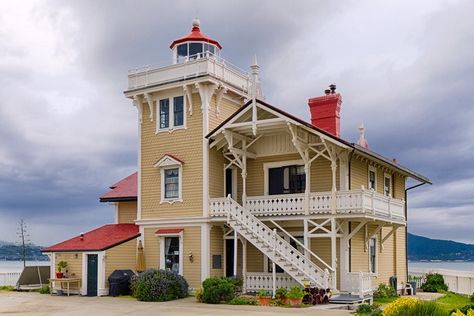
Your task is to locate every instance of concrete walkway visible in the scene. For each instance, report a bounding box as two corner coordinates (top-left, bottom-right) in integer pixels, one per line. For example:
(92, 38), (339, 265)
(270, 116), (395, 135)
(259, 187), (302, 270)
(0, 292), (353, 316)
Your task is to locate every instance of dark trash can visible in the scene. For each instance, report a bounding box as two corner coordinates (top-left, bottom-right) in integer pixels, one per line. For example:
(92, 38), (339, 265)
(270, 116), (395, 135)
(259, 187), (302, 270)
(108, 270), (135, 297)
(389, 276), (397, 293)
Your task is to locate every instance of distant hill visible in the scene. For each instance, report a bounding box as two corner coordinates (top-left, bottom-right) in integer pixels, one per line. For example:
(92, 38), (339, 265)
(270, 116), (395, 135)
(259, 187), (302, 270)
(408, 233), (474, 261)
(0, 241), (49, 261)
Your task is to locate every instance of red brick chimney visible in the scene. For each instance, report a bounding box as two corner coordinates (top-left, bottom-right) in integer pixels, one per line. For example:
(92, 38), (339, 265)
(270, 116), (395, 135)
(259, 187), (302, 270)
(308, 84), (342, 137)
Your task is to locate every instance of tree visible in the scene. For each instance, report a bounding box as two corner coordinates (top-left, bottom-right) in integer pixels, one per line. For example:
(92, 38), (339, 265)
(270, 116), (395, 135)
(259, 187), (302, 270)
(16, 219), (30, 268)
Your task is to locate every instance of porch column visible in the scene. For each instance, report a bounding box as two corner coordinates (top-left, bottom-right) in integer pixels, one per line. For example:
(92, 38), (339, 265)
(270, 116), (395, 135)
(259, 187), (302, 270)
(242, 240), (247, 292)
(330, 160), (337, 214)
(303, 219), (309, 257)
(241, 151), (247, 205)
(331, 218), (337, 289)
(233, 230), (238, 276)
(304, 162), (311, 215)
(340, 221), (350, 291)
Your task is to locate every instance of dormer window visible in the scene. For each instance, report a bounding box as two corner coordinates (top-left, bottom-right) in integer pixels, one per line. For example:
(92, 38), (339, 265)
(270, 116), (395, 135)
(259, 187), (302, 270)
(158, 96), (185, 133)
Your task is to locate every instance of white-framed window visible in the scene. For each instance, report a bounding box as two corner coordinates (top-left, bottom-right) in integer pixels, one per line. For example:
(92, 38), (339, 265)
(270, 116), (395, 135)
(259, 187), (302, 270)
(384, 173), (392, 197)
(368, 165), (377, 190)
(154, 155), (183, 204)
(159, 234), (183, 275)
(173, 41), (220, 63)
(157, 96), (185, 133)
(263, 160), (305, 196)
(368, 237), (377, 274)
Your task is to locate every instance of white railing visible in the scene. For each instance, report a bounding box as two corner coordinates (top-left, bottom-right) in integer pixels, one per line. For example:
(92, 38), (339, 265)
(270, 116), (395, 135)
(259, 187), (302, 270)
(344, 272), (374, 298)
(210, 189), (405, 220)
(226, 197), (332, 288)
(245, 272), (299, 291)
(246, 194), (305, 216)
(409, 268), (474, 295)
(0, 272), (21, 286)
(127, 53), (251, 92)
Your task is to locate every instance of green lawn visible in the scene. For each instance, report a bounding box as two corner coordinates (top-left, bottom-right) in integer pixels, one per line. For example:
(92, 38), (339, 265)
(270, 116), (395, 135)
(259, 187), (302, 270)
(0, 286), (14, 291)
(435, 292), (471, 312)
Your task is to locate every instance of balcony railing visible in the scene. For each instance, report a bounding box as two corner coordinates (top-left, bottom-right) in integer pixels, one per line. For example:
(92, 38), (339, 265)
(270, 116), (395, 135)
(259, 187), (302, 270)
(245, 272), (299, 291)
(343, 272), (374, 298)
(127, 53), (251, 92)
(209, 189), (405, 220)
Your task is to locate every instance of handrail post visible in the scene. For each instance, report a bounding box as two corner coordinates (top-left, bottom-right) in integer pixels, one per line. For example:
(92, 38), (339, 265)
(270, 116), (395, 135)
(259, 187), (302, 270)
(272, 228), (277, 298)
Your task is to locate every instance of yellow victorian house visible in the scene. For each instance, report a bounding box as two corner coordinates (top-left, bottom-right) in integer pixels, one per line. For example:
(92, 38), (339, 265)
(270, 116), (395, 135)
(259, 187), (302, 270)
(44, 19), (430, 299)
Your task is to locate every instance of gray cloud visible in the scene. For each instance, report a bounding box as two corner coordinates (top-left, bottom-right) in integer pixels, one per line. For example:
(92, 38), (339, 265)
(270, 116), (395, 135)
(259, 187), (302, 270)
(0, 0), (473, 245)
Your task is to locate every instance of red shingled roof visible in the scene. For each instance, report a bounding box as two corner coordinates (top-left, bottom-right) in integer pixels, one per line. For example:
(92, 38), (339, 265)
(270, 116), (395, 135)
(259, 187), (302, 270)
(170, 23), (222, 49)
(100, 172), (137, 202)
(43, 224), (140, 252)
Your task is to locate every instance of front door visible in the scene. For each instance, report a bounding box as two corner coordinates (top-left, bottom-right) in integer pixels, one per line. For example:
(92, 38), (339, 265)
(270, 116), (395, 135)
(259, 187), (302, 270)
(87, 254), (98, 296)
(225, 239), (234, 277)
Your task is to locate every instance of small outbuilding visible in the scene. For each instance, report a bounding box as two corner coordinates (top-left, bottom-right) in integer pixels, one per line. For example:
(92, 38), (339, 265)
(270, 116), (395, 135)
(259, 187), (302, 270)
(43, 224), (140, 296)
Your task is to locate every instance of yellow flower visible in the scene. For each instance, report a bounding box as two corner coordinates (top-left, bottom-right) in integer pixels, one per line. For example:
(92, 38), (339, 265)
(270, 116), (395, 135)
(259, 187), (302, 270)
(467, 309), (474, 316)
(382, 297), (419, 316)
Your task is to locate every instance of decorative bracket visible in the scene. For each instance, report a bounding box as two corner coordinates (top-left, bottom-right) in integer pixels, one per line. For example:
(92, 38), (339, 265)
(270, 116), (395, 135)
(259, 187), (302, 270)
(144, 93), (154, 122)
(183, 85), (193, 116)
(133, 95), (144, 123)
(215, 85), (227, 117)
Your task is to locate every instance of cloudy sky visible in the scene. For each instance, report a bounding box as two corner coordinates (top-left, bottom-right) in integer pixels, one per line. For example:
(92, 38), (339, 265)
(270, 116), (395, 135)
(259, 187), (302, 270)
(0, 0), (473, 246)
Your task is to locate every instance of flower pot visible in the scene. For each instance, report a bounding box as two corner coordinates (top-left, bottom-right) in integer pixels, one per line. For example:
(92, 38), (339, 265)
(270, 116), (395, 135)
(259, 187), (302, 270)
(280, 297), (290, 305)
(56, 272), (64, 279)
(289, 297), (302, 307)
(258, 296), (271, 306)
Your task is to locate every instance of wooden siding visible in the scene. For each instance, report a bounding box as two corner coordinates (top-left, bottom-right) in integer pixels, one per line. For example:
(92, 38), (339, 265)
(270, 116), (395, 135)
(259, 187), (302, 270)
(105, 238), (137, 287)
(311, 238), (341, 289)
(210, 225), (224, 277)
(396, 228), (407, 283)
(209, 148), (225, 198)
(142, 226), (202, 289)
(209, 96), (240, 132)
(117, 201), (137, 224)
(141, 90), (203, 219)
(55, 253), (82, 289)
(246, 243), (264, 273)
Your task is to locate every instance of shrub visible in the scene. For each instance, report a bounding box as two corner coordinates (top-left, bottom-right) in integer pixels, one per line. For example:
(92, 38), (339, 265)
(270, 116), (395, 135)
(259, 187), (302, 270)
(201, 277), (236, 304)
(0, 286), (14, 291)
(374, 283), (397, 299)
(302, 286), (331, 305)
(382, 297), (419, 316)
(131, 269), (189, 302)
(470, 293), (474, 303)
(275, 287), (288, 299)
(287, 286), (305, 299)
(450, 304), (474, 315)
(38, 285), (50, 294)
(421, 273), (448, 293)
(357, 304), (373, 314)
(229, 296), (258, 305)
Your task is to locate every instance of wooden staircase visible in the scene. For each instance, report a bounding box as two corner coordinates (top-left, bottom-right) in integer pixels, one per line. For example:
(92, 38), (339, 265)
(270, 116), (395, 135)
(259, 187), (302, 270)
(224, 196), (332, 289)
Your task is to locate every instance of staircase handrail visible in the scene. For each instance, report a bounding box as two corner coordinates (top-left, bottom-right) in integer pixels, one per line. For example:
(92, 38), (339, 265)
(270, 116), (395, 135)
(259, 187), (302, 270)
(269, 219), (335, 272)
(225, 195), (330, 286)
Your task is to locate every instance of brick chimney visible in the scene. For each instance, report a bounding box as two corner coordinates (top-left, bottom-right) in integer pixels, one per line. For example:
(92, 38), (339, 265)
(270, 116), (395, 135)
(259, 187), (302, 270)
(308, 84), (342, 137)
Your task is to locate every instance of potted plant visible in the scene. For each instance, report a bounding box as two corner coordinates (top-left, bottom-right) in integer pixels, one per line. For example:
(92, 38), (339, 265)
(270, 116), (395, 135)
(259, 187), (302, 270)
(287, 286), (305, 307)
(256, 289), (272, 306)
(56, 261), (68, 278)
(275, 287), (289, 305)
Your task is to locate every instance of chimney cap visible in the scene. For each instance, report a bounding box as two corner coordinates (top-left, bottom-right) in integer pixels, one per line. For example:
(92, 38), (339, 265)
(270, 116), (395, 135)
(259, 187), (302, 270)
(329, 84), (336, 94)
(324, 89), (331, 95)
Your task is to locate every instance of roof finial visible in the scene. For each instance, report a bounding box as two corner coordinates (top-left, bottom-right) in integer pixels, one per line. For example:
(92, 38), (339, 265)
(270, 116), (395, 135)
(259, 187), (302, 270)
(357, 122), (369, 149)
(250, 54), (263, 100)
(192, 17), (200, 30)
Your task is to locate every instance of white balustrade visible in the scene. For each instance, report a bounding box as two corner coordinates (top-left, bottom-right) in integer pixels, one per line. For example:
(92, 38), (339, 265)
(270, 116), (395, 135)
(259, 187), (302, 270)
(245, 194), (305, 216)
(245, 272), (298, 291)
(0, 272), (21, 286)
(210, 189), (405, 221)
(344, 272), (374, 298)
(127, 54), (250, 92)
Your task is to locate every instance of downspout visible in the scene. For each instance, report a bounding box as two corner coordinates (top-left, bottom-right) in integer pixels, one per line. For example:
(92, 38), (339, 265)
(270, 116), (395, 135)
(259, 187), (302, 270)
(404, 182), (428, 283)
(347, 148), (355, 272)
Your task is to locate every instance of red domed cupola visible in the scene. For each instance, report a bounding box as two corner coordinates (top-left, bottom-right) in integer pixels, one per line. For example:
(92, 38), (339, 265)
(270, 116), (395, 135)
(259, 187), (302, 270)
(170, 18), (222, 64)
